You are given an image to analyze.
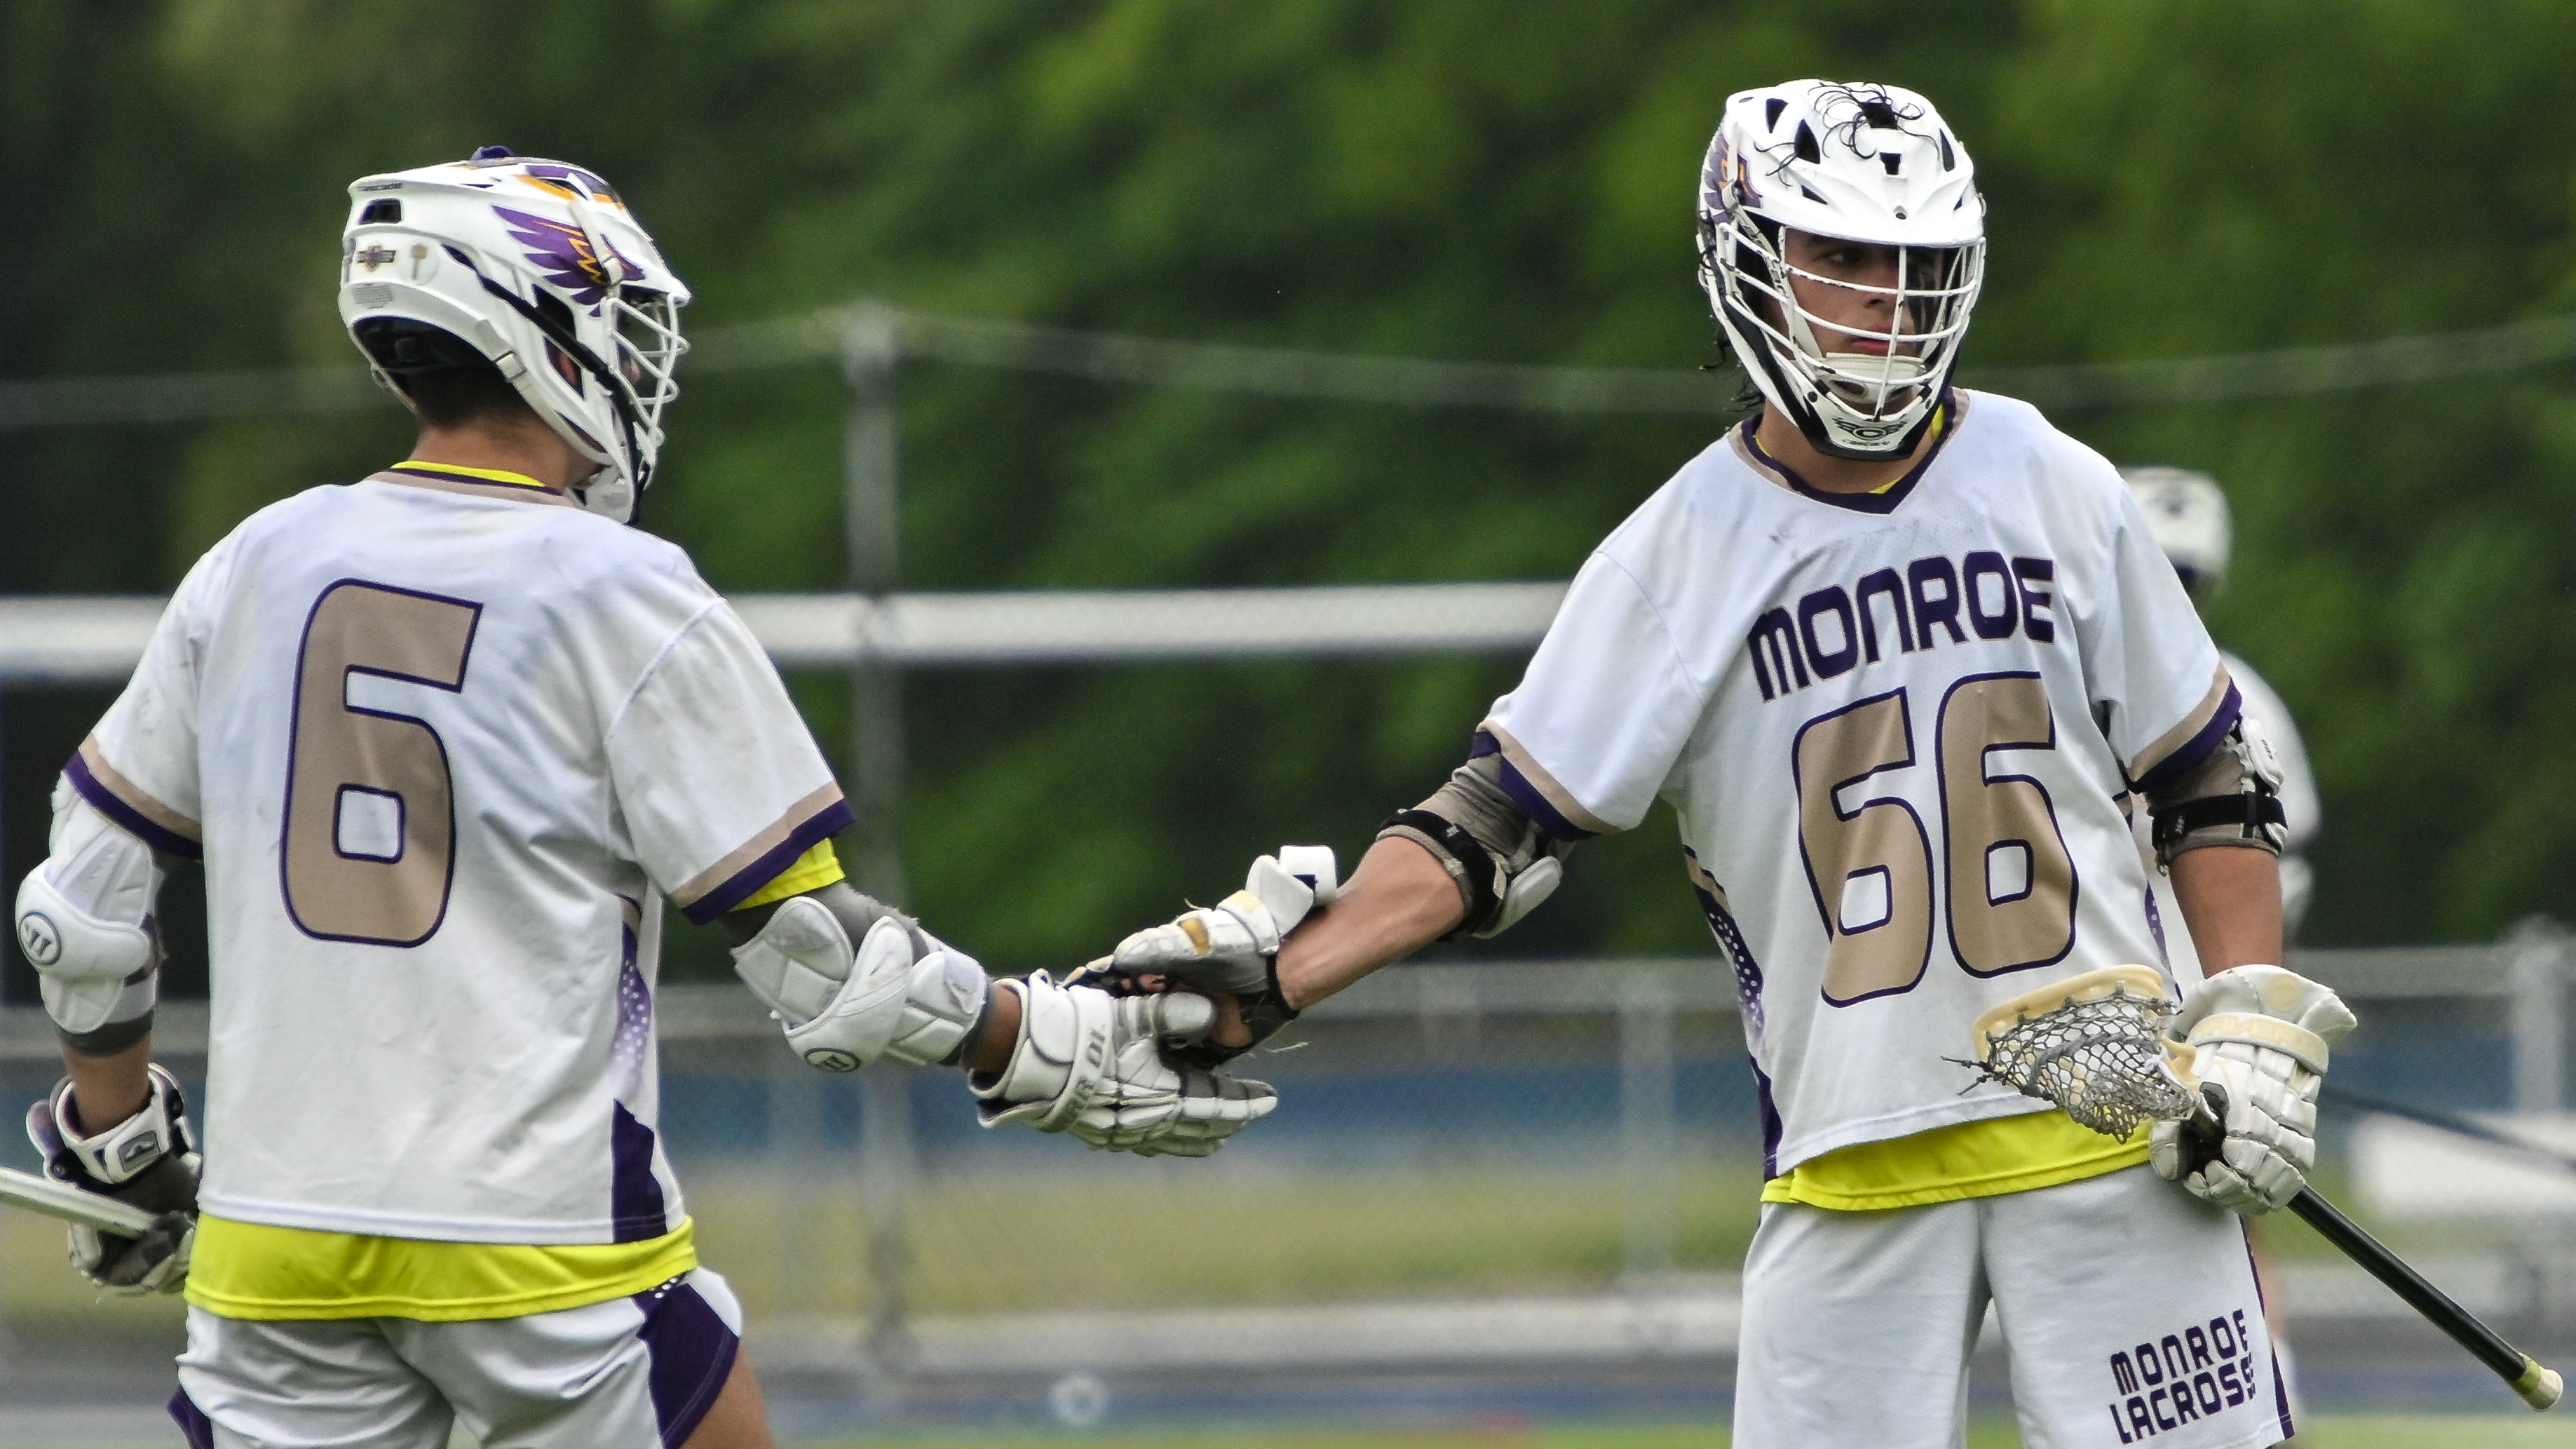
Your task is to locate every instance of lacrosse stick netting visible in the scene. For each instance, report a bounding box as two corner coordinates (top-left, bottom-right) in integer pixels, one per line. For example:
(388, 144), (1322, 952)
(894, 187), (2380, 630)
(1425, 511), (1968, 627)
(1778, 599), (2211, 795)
(1963, 964), (2197, 1138)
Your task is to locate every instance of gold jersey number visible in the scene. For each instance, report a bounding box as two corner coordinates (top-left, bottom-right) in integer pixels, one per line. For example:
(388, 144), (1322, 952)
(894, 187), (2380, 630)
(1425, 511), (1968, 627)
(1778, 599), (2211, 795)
(1792, 672), (2078, 1005)
(280, 580), (483, 947)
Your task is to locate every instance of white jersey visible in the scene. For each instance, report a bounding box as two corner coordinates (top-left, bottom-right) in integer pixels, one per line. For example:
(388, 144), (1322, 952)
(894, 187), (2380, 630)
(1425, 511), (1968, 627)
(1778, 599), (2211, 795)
(1481, 394), (2238, 1175)
(73, 467), (849, 1244)
(2145, 651), (2319, 971)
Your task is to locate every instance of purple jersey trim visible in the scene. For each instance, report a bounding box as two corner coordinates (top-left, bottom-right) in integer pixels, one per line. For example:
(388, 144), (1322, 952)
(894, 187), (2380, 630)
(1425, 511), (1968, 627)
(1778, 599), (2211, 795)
(680, 799), (855, 924)
(609, 1102), (670, 1244)
(1690, 872), (1765, 1043)
(1472, 732), (1597, 842)
(1734, 391), (1962, 515)
(168, 1387), (217, 1449)
(1752, 1063), (1785, 1180)
(636, 1276), (742, 1446)
(65, 751), (202, 859)
(2131, 684), (2244, 795)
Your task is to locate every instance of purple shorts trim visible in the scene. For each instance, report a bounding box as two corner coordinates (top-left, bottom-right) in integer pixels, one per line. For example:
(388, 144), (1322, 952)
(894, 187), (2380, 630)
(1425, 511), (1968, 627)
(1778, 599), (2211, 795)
(636, 1276), (740, 1446)
(66, 751), (202, 859)
(2239, 1222), (2296, 1441)
(167, 1386), (217, 1449)
(681, 800), (855, 924)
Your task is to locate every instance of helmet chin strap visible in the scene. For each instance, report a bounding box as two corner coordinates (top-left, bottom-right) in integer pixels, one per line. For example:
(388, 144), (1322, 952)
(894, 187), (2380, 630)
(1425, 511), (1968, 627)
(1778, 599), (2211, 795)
(574, 466), (635, 523)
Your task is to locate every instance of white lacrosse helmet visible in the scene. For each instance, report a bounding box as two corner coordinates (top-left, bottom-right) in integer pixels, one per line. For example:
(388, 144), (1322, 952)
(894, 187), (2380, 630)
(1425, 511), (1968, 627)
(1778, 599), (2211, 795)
(2122, 466), (2233, 602)
(1696, 80), (1984, 459)
(337, 147), (690, 522)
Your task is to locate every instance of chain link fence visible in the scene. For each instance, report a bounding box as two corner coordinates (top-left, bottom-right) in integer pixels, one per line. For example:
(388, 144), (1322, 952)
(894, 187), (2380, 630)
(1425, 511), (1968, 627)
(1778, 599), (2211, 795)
(2, 934), (2569, 1434)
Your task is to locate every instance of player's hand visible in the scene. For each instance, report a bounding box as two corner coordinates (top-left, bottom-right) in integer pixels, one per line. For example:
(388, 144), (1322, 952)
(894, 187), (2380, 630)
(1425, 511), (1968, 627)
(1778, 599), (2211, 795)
(25, 1064), (200, 1294)
(2149, 965), (2357, 1214)
(970, 972), (1277, 1156)
(1082, 847), (1336, 1068)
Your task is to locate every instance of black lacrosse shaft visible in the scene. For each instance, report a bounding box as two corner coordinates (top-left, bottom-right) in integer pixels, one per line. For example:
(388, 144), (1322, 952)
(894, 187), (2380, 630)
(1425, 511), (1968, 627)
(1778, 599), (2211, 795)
(2284, 1187), (2530, 1385)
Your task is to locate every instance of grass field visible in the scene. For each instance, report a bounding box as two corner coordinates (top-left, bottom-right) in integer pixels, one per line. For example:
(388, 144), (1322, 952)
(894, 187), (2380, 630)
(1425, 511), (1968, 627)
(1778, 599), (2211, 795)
(782, 1420), (2563, 1448)
(0, 1158), (2469, 1328)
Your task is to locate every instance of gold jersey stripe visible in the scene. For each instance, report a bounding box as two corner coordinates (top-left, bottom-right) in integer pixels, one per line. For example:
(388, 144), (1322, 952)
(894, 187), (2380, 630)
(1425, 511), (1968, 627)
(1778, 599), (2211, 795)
(1760, 1110), (2148, 1212)
(390, 459), (555, 491)
(184, 1215), (698, 1323)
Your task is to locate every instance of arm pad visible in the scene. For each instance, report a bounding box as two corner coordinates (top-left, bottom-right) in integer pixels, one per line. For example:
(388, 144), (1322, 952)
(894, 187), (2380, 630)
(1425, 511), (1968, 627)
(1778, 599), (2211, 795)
(14, 791), (163, 1051)
(2146, 715), (2289, 866)
(730, 891), (991, 1072)
(1378, 754), (1571, 938)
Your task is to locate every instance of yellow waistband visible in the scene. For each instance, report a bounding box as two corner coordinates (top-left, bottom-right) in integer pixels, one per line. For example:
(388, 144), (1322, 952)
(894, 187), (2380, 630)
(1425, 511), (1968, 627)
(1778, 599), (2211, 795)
(1762, 1110), (2148, 1211)
(185, 1215), (698, 1322)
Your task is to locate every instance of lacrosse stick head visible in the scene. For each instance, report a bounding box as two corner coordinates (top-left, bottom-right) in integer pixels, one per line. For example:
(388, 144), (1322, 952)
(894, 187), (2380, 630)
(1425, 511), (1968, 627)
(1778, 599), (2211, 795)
(1967, 965), (2198, 1139)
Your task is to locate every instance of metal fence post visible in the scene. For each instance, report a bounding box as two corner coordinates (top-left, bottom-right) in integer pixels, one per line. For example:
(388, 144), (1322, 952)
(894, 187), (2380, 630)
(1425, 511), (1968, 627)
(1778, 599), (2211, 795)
(840, 303), (907, 905)
(2508, 916), (2570, 1114)
(839, 305), (917, 1379)
(857, 1062), (918, 1377)
(1619, 969), (1679, 1281)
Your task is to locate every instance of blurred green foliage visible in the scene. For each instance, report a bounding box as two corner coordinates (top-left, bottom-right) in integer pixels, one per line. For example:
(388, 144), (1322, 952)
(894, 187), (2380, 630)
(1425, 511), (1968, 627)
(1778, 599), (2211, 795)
(4, 1), (2574, 976)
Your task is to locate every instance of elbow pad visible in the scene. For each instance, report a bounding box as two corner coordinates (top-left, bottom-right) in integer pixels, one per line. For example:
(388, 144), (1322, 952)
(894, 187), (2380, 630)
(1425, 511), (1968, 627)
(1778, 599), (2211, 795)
(1379, 755), (1572, 938)
(2146, 714), (2289, 867)
(730, 894), (989, 1072)
(14, 793), (163, 1049)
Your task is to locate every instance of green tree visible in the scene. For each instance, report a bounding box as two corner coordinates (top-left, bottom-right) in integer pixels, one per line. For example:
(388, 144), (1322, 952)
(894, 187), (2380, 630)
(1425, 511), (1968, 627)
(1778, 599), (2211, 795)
(6, 1), (2573, 985)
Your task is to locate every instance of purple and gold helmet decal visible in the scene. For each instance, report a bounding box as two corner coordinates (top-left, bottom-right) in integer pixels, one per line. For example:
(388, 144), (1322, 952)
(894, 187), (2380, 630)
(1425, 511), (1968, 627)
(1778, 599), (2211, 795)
(493, 205), (635, 309)
(516, 163), (625, 209)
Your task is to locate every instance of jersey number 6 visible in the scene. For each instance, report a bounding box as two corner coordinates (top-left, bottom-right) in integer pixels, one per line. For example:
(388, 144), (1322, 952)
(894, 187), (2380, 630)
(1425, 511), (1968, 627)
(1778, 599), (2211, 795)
(280, 580), (484, 947)
(1791, 673), (2077, 1005)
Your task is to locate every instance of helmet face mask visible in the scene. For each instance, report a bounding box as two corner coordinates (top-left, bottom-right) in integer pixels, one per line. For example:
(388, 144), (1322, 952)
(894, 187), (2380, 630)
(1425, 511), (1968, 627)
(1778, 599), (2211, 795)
(1697, 81), (1985, 461)
(338, 149), (690, 521)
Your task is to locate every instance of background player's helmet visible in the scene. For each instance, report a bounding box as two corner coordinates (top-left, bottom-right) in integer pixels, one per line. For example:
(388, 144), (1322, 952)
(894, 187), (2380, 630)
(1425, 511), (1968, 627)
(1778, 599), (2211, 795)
(2122, 466), (2232, 602)
(336, 147), (689, 522)
(1696, 80), (1984, 460)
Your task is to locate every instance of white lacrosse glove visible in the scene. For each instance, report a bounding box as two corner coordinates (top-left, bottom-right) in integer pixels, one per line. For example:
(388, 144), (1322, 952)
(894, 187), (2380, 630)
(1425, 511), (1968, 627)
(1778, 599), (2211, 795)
(2149, 964), (2357, 1214)
(971, 971), (1277, 1157)
(1089, 846), (1336, 1069)
(24, 1063), (200, 1294)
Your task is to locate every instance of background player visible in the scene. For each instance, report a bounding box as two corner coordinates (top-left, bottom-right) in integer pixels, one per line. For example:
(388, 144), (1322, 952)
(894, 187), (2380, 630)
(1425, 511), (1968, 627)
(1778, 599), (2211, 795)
(9, 149), (1270, 1449)
(2122, 466), (2323, 954)
(1097, 81), (2354, 1448)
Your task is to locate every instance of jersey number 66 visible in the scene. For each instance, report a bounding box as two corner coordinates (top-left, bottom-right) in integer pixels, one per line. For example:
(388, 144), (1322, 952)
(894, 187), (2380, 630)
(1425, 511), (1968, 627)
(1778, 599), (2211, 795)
(1793, 672), (2078, 1006)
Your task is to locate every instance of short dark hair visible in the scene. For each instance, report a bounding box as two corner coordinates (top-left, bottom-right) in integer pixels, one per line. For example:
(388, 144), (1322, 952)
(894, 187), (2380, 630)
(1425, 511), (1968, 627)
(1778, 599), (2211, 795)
(397, 361), (536, 431)
(351, 318), (538, 431)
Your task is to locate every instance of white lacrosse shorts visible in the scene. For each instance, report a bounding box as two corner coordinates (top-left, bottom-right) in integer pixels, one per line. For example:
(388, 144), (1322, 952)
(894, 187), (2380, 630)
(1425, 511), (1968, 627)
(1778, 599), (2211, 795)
(1734, 1165), (2293, 1449)
(168, 1269), (744, 1449)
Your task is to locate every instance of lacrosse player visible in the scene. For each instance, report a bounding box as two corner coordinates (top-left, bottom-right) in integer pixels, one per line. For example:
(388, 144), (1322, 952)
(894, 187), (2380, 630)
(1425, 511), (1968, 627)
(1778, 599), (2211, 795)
(1101, 82), (2354, 1448)
(2122, 466), (2323, 954)
(9, 149), (1268, 1449)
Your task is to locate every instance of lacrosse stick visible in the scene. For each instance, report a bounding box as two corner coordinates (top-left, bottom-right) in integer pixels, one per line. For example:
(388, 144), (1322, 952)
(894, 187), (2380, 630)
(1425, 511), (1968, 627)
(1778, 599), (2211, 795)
(1966, 966), (2563, 1413)
(0, 1164), (164, 1236)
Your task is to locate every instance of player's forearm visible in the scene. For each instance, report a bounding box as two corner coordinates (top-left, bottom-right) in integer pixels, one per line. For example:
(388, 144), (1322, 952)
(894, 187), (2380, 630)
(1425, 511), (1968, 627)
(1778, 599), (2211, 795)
(2169, 845), (2284, 976)
(961, 985), (1019, 1073)
(1274, 836), (1465, 1010)
(59, 1037), (154, 1131)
